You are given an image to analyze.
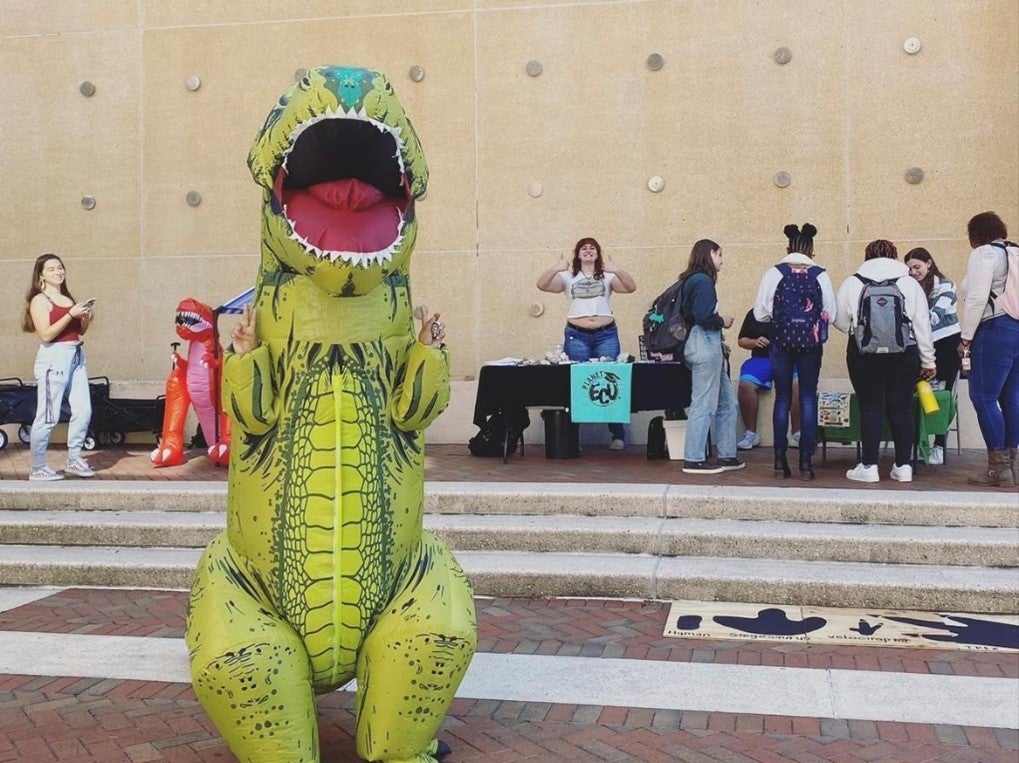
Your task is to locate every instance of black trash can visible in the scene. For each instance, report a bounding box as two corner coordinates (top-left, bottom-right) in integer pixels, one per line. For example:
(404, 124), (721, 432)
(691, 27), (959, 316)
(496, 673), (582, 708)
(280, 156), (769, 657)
(541, 408), (579, 459)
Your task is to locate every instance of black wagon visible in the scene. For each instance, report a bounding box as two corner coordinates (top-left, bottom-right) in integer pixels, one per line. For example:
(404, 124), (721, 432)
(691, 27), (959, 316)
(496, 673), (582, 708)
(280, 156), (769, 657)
(0, 376), (163, 450)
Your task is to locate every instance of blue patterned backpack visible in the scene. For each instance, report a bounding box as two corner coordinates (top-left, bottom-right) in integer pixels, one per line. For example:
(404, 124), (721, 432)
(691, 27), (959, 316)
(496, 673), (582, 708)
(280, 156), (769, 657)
(771, 263), (825, 352)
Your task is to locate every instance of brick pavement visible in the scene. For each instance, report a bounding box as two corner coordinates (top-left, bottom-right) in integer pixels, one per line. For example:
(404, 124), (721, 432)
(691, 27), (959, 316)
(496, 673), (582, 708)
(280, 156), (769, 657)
(1, 589), (1017, 761)
(1, 674), (1017, 763)
(0, 439), (1014, 492)
(2, 672), (1016, 763)
(3, 590), (1015, 679)
(0, 439), (1016, 760)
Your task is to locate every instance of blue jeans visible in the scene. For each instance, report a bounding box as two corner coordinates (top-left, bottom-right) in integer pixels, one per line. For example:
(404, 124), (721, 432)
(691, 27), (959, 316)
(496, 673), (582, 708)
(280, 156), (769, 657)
(968, 315), (1019, 449)
(771, 346), (822, 459)
(31, 342), (92, 468)
(564, 323), (625, 441)
(682, 325), (737, 461)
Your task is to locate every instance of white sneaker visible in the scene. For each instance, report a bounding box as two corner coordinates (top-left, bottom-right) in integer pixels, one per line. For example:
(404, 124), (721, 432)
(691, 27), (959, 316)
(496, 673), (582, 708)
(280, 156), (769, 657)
(736, 431), (761, 450)
(846, 463), (879, 483)
(926, 446), (944, 466)
(890, 463), (913, 483)
(64, 458), (96, 478)
(29, 465), (64, 482)
(609, 439), (625, 451)
(789, 431), (801, 447)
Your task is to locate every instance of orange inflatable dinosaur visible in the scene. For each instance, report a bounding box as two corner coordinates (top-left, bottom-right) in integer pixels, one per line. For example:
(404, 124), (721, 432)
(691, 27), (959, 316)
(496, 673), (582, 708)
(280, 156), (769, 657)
(151, 298), (230, 467)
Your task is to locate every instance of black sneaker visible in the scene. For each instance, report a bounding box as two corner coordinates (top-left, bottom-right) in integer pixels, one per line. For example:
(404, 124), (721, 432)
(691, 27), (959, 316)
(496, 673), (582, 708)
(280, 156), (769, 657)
(716, 457), (746, 472)
(682, 461), (724, 474)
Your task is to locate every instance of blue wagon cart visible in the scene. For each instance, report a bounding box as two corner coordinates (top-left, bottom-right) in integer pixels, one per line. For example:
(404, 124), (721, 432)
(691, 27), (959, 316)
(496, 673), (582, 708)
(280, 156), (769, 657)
(0, 376), (163, 450)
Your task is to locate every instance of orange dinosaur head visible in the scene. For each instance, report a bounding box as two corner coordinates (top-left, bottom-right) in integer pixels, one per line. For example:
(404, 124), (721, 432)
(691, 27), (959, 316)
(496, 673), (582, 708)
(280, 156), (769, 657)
(174, 298), (216, 342)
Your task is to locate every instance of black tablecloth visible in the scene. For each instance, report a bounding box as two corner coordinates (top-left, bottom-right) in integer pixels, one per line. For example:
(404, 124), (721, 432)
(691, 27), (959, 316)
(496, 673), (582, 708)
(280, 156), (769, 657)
(472, 362), (692, 426)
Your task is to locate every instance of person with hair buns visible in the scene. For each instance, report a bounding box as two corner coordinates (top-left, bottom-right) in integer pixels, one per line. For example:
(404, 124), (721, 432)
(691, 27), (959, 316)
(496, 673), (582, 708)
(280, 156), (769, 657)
(834, 240), (936, 483)
(753, 223), (835, 480)
(904, 247), (961, 465)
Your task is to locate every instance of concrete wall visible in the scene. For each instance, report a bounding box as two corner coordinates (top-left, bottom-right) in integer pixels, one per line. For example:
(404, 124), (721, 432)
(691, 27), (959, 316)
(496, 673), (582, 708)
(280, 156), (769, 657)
(1, 1), (1016, 444)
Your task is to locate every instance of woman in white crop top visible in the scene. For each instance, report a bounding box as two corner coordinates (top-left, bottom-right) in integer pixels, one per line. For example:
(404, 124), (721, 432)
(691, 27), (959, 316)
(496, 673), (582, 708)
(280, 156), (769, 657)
(537, 237), (636, 448)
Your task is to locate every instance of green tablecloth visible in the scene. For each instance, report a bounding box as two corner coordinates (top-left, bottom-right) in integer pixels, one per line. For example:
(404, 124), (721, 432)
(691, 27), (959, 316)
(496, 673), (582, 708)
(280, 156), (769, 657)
(917, 389), (956, 461)
(817, 390), (955, 462)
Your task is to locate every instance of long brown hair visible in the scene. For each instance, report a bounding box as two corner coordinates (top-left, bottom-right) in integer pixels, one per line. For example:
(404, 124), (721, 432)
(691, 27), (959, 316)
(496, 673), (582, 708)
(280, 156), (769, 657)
(23, 254), (75, 333)
(679, 239), (721, 283)
(571, 237), (604, 278)
(904, 247), (946, 299)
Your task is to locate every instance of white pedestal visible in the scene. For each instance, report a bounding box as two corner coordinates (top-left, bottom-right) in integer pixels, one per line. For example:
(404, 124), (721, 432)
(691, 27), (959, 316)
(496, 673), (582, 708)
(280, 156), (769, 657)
(663, 420), (686, 461)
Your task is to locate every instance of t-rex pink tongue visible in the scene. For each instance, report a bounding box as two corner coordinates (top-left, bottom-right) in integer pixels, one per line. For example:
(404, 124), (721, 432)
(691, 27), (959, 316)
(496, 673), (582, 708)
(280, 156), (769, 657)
(307, 178), (385, 211)
(284, 178), (400, 255)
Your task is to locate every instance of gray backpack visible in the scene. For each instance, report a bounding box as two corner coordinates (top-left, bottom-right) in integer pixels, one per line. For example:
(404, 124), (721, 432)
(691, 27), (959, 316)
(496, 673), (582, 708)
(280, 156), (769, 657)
(853, 275), (910, 354)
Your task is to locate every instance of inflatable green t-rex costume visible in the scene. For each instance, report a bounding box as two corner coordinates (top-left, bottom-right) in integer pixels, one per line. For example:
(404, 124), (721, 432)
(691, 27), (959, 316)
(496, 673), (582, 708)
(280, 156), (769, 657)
(184, 65), (477, 763)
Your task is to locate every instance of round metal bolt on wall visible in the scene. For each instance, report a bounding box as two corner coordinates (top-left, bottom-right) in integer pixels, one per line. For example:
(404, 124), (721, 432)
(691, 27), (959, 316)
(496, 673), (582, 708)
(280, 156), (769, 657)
(186, 191), (202, 207)
(81, 196), (96, 211)
(773, 171), (792, 188)
(79, 81), (96, 97)
(526, 60), (543, 77)
(773, 47), (792, 65)
(184, 74), (202, 91)
(904, 167), (924, 184)
(409, 66), (425, 82)
(646, 53), (664, 71)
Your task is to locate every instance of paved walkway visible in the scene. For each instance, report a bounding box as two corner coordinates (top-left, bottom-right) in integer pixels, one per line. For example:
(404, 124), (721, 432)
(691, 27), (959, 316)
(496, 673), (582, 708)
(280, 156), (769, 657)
(0, 440), (1016, 761)
(0, 438), (1013, 491)
(0, 588), (1017, 762)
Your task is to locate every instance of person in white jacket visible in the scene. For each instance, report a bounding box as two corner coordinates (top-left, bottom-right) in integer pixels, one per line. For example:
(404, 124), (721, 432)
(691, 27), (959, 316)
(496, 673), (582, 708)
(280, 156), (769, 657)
(833, 239), (936, 483)
(957, 211), (1018, 488)
(753, 223), (836, 480)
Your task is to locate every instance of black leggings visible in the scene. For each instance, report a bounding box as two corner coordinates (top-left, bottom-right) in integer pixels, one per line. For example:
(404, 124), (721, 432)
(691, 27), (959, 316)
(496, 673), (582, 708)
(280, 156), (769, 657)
(847, 343), (920, 467)
(933, 335), (961, 448)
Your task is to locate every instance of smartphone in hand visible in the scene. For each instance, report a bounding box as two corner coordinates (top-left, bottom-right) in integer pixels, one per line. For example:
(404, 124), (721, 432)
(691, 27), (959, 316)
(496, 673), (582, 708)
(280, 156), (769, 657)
(80, 298), (97, 309)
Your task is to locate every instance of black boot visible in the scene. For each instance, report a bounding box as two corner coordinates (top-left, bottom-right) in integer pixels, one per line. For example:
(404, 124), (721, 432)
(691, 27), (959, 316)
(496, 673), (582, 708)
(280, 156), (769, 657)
(799, 454), (815, 481)
(774, 450), (791, 479)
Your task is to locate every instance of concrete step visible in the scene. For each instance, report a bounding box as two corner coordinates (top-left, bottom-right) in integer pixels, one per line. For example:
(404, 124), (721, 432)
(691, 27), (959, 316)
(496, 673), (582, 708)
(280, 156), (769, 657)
(2, 511), (1016, 568)
(0, 545), (1014, 612)
(427, 482), (1019, 527)
(1, 481), (1016, 527)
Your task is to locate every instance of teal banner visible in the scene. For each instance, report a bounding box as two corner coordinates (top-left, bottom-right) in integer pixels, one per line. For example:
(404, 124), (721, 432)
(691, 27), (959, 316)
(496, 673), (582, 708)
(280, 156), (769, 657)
(570, 362), (632, 423)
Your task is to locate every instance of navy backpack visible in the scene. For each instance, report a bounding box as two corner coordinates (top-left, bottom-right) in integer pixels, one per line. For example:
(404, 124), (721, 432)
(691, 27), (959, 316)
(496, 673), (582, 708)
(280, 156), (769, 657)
(771, 264), (825, 352)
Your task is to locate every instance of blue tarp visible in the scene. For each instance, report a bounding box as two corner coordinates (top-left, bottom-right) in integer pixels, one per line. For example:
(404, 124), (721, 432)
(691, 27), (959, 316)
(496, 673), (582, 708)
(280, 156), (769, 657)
(217, 287), (255, 315)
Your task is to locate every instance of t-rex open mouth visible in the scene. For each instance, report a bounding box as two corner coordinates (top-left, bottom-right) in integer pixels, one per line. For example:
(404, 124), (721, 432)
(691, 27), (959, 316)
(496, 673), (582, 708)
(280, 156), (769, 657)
(174, 298), (215, 341)
(273, 109), (413, 266)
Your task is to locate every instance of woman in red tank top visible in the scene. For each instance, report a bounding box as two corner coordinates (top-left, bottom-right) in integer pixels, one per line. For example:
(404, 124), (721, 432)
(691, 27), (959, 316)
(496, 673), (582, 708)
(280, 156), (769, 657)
(21, 254), (96, 481)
